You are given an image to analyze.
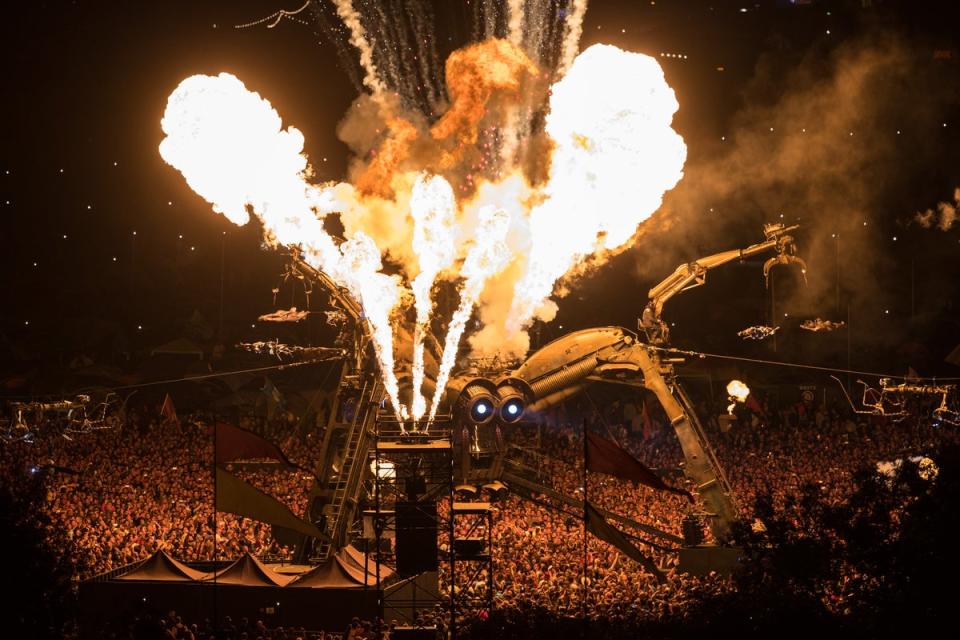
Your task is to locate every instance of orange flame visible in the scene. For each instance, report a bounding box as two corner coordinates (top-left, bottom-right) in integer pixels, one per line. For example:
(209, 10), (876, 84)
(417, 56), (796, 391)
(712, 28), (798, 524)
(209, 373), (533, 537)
(160, 39), (689, 418)
(430, 39), (537, 167)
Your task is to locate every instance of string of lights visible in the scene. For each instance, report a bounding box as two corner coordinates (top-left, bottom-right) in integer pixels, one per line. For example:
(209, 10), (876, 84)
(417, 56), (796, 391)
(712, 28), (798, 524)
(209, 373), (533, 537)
(234, 0), (313, 30)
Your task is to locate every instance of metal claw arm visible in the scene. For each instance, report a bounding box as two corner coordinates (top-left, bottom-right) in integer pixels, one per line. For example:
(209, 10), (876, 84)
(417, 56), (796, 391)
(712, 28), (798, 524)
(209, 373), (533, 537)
(642, 223), (805, 345)
(762, 246), (807, 287)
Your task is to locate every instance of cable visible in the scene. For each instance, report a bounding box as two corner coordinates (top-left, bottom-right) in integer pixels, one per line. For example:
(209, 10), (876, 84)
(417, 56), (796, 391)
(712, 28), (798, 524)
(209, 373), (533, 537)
(650, 345), (960, 382)
(110, 359), (339, 391)
(2, 358), (341, 400)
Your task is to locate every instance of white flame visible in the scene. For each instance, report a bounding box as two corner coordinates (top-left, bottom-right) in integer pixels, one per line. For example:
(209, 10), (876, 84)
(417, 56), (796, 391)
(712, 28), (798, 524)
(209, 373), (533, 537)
(726, 380), (749, 414)
(506, 44), (687, 334)
(159, 40), (690, 421)
(409, 174), (458, 420)
(428, 206), (513, 423)
(726, 380), (750, 403)
(158, 72), (406, 417)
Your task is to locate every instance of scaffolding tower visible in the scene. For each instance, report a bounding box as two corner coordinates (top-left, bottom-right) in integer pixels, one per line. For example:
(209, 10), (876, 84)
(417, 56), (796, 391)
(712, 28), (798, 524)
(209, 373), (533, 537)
(448, 500), (494, 637)
(371, 417), (452, 628)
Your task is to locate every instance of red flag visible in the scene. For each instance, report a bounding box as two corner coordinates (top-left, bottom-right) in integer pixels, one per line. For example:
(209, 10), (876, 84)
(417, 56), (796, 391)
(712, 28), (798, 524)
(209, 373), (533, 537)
(160, 393), (179, 426)
(745, 394), (764, 416)
(586, 431), (693, 502)
(209, 421), (298, 468)
(584, 501), (665, 582)
(216, 467), (326, 541)
(641, 399), (653, 441)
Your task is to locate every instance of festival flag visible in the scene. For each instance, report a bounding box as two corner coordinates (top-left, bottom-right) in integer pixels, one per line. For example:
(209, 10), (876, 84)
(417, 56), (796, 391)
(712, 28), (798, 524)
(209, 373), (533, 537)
(745, 394), (764, 416)
(160, 393), (179, 426)
(585, 431), (694, 502)
(209, 421), (298, 468)
(584, 501), (665, 582)
(641, 398), (653, 441)
(215, 467), (327, 541)
(262, 377), (284, 420)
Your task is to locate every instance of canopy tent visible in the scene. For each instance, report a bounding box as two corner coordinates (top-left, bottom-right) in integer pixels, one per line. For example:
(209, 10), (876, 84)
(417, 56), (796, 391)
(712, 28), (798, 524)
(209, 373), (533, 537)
(116, 550), (211, 582)
(111, 548), (389, 589)
(290, 554), (380, 589)
(340, 545), (395, 582)
(207, 552), (295, 587)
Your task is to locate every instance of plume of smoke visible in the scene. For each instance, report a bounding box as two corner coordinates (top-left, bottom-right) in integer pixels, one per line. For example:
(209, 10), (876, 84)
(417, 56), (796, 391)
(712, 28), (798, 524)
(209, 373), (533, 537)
(332, 0), (388, 102)
(507, 0), (525, 46)
(337, 39), (539, 201)
(428, 206), (513, 423)
(557, 0), (589, 76)
(914, 188), (960, 231)
(644, 35), (926, 326)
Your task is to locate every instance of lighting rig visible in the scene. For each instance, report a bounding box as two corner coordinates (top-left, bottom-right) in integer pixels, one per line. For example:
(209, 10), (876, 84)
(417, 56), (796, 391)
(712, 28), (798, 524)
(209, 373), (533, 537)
(834, 375), (960, 425)
(3, 392), (125, 442)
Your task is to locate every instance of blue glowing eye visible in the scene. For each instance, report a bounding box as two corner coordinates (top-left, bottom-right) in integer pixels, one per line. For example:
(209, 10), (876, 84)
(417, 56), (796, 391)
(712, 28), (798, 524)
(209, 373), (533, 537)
(476, 403), (488, 415)
(507, 404), (518, 415)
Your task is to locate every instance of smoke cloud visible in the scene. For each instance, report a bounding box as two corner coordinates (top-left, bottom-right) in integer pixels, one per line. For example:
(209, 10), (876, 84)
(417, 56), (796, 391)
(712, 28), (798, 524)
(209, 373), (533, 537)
(641, 33), (951, 326)
(914, 188), (959, 231)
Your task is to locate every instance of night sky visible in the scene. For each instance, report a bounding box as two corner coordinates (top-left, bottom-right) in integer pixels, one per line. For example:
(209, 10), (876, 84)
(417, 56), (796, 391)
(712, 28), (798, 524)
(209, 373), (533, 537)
(3, 0), (960, 390)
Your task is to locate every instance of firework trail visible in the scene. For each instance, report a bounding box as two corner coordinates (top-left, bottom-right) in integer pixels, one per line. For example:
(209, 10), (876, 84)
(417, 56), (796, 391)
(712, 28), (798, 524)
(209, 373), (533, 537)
(558, 0), (589, 75)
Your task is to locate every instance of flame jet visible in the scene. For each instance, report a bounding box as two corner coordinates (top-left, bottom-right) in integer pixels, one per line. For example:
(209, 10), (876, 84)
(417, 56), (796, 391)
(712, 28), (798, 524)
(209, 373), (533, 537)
(505, 44), (687, 338)
(158, 72), (407, 418)
(409, 174), (458, 420)
(428, 207), (513, 425)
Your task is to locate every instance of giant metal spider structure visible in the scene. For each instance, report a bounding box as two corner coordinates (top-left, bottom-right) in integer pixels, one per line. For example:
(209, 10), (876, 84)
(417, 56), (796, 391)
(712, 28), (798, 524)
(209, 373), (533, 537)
(280, 222), (810, 573)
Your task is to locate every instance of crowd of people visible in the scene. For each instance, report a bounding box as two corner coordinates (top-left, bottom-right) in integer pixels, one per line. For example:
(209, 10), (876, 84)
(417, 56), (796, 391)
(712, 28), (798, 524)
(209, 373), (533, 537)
(465, 386), (953, 631)
(0, 380), (954, 637)
(0, 408), (319, 580)
(106, 611), (438, 640)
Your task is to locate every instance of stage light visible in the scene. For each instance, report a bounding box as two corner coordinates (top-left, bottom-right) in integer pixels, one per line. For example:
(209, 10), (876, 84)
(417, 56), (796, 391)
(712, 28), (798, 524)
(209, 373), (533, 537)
(470, 397), (494, 423)
(500, 397), (524, 423)
(458, 379), (499, 425)
(496, 380), (531, 424)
